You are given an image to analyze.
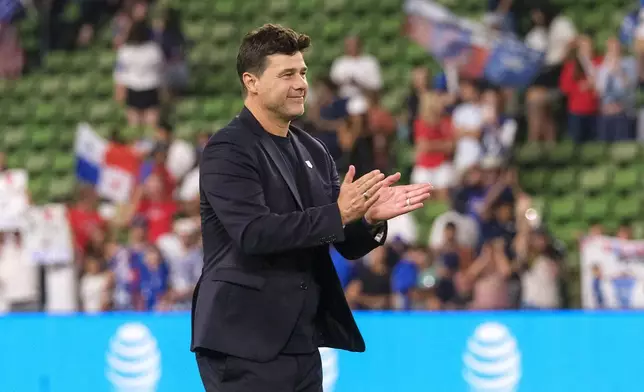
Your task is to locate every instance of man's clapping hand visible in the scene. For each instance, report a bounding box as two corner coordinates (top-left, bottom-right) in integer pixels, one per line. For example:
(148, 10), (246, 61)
(337, 166), (386, 225)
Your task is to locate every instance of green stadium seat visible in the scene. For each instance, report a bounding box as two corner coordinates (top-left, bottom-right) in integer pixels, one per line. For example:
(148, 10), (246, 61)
(34, 102), (59, 124)
(551, 222), (585, 249)
(612, 195), (642, 222)
(612, 167), (640, 192)
(515, 143), (545, 167)
(29, 175), (49, 204)
(53, 154), (75, 174)
(578, 143), (607, 166)
(546, 141), (576, 165)
(3, 127), (27, 151)
(520, 168), (547, 194)
(581, 196), (611, 223)
(31, 127), (56, 149)
(548, 168), (576, 194)
(49, 176), (75, 201)
(25, 154), (51, 175)
(548, 194), (580, 223)
(609, 142), (640, 166)
(579, 165), (611, 194)
(6, 152), (24, 169)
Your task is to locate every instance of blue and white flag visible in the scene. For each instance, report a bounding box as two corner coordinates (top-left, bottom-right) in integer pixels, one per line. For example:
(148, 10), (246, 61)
(404, 0), (544, 88)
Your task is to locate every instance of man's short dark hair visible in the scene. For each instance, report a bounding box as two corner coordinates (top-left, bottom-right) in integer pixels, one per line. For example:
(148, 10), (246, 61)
(236, 24), (311, 93)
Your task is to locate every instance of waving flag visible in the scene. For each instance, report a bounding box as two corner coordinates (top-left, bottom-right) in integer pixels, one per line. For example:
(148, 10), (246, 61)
(404, 0), (544, 88)
(75, 124), (140, 203)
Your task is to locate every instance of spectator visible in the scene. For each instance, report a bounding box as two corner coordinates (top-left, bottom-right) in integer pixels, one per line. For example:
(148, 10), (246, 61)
(144, 122), (196, 182)
(105, 240), (143, 311)
(138, 245), (170, 311)
(124, 174), (178, 244)
(112, 0), (149, 49)
(0, 22), (24, 80)
(559, 34), (602, 143)
(616, 222), (633, 240)
(366, 91), (397, 173)
(480, 87), (517, 160)
(138, 142), (176, 194)
(345, 246), (392, 310)
(465, 239), (512, 310)
(596, 37), (637, 141)
(525, 4), (576, 143)
(79, 254), (110, 313)
(410, 91), (455, 200)
(391, 245), (428, 310)
(166, 220), (202, 310)
(114, 20), (164, 128)
(518, 228), (561, 309)
(405, 66), (431, 144)
(452, 79), (484, 175)
(429, 186), (480, 251)
(0, 232), (39, 312)
(68, 186), (105, 256)
(153, 7), (189, 97)
(330, 35), (383, 99)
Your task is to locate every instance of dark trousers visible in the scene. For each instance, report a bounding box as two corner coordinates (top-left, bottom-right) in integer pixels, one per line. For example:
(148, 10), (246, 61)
(567, 113), (596, 143)
(598, 113), (633, 142)
(196, 350), (323, 392)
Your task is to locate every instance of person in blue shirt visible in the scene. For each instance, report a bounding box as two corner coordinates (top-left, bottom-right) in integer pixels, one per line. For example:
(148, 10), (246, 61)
(391, 245), (429, 310)
(138, 245), (170, 311)
(329, 245), (357, 289)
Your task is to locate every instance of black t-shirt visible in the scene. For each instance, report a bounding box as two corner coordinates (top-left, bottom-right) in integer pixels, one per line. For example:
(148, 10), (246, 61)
(269, 132), (320, 354)
(356, 262), (391, 297)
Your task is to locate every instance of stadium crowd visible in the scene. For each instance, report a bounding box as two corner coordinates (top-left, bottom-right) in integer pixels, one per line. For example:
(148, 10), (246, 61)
(2, 0), (644, 313)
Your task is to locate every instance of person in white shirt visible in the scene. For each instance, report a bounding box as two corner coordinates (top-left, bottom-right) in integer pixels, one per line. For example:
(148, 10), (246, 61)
(452, 79), (484, 175)
(80, 255), (110, 313)
(330, 36), (383, 99)
(114, 21), (164, 128)
(0, 232), (39, 312)
(525, 6), (576, 143)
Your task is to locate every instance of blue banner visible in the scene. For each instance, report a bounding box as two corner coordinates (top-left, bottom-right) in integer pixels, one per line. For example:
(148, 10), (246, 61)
(404, 0), (544, 88)
(0, 312), (643, 391)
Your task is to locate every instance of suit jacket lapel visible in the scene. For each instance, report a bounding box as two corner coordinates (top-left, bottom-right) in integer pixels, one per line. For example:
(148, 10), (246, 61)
(257, 133), (304, 210)
(290, 131), (328, 207)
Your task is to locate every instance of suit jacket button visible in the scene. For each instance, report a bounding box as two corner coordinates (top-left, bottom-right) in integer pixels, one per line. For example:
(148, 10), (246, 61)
(300, 282), (308, 290)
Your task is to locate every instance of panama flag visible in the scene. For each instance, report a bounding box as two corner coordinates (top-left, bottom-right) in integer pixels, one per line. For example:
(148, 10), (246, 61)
(74, 123), (139, 203)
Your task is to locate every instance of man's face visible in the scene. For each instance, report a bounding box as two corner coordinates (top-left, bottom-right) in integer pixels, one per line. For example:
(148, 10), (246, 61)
(248, 52), (308, 121)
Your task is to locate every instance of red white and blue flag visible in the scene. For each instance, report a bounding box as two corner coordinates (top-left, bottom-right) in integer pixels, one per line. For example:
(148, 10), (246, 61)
(74, 124), (140, 203)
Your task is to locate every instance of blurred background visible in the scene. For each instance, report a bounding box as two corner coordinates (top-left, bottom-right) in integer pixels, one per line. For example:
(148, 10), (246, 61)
(2, 0), (644, 391)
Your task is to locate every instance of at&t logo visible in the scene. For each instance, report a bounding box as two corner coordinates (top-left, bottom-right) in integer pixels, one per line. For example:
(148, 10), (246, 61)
(105, 322), (161, 391)
(463, 322), (521, 392)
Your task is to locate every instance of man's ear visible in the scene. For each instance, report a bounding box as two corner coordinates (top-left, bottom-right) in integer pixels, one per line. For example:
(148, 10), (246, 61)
(242, 72), (259, 95)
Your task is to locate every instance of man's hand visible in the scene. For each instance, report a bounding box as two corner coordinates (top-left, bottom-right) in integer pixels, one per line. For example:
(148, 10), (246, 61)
(364, 173), (432, 224)
(337, 166), (386, 225)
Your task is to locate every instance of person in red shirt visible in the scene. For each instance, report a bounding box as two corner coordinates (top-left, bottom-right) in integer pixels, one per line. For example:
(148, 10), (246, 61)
(411, 91), (455, 200)
(124, 173), (178, 244)
(68, 186), (105, 256)
(559, 35), (603, 143)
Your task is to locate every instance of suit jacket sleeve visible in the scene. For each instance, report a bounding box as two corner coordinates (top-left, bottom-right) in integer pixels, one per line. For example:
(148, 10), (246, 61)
(316, 138), (387, 260)
(201, 139), (346, 255)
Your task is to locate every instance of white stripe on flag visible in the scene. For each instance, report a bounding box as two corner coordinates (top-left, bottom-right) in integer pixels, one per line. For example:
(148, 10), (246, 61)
(74, 123), (107, 166)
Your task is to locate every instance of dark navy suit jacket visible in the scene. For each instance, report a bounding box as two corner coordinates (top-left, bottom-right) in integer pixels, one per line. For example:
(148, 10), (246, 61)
(190, 107), (387, 362)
